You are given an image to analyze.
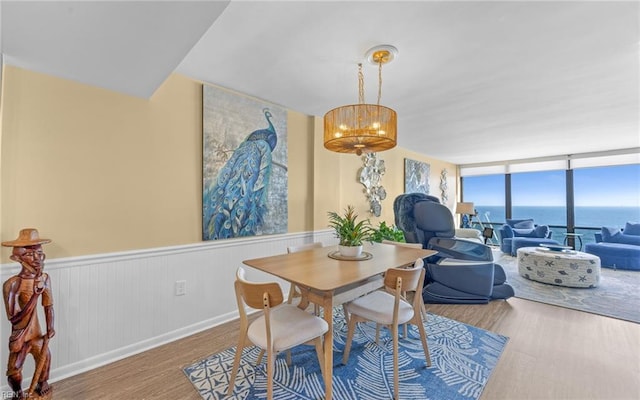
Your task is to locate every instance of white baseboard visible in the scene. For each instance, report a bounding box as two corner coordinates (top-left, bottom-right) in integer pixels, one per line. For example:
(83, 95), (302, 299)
(0, 230), (336, 392)
(50, 310), (238, 384)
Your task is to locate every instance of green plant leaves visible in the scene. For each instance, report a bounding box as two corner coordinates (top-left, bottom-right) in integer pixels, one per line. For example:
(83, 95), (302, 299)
(370, 221), (405, 243)
(327, 205), (373, 246)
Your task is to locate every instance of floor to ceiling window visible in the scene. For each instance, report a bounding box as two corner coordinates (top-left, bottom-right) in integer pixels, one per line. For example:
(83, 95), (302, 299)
(510, 169), (567, 240)
(461, 174), (505, 225)
(510, 170), (567, 226)
(460, 150), (639, 246)
(573, 164), (640, 228)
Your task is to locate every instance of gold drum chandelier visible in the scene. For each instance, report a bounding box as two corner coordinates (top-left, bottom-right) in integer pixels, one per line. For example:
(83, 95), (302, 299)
(324, 45), (398, 156)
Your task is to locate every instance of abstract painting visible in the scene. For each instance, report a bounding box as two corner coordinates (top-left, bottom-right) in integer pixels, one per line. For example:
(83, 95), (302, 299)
(404, 158), (430, 194)
(202, 85), (288, 241)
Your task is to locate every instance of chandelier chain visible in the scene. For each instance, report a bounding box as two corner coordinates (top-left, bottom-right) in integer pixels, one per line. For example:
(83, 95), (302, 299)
(358, 63), (365, 104)
(377, 61), (383, 105)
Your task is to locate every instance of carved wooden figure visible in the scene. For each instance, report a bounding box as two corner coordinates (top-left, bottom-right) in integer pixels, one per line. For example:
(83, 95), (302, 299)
(2, 229), (54, 399)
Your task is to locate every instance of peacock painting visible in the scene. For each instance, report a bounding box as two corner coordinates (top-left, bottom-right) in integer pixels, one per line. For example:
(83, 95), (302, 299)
(202, 86), (288, 241)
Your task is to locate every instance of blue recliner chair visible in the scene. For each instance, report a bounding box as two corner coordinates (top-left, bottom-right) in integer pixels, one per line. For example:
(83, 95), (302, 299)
(499, 218), (556, 255)
(394, 193), (514, 304)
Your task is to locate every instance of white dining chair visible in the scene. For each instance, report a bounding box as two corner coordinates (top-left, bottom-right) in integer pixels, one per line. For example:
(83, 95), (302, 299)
(382, 241), (429, 321)
(342, 259), (431, 400)
(228, 267), (328, 400)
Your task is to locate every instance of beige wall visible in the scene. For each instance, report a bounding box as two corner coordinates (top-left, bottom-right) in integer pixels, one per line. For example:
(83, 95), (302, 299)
(326, 146), (457, 227)
(286, 111), (316, 232)
(312, 117), (458, 229)
(1, 66), (456, 261)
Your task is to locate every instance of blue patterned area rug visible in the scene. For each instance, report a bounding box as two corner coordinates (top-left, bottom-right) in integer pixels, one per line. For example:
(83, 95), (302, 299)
(183, 310), (508, 400)
(495, 251), (640, 324)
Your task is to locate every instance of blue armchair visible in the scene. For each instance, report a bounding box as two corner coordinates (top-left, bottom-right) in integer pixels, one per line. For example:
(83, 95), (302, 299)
(394, 193), (514, 304)
(499, 218), (555, 254)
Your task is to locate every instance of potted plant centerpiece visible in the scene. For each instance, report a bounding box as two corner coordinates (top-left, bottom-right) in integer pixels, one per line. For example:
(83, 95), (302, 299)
(328, 205), (373, 257)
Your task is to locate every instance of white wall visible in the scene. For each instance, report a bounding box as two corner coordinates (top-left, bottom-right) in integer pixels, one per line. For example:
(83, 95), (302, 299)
(0, 229), (337, 390)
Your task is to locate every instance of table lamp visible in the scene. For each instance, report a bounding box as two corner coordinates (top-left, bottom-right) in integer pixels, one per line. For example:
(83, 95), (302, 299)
(456, 202), (475, 228)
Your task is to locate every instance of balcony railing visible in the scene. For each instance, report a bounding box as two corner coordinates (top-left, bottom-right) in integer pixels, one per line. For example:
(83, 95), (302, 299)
(470, 221), (601, 249)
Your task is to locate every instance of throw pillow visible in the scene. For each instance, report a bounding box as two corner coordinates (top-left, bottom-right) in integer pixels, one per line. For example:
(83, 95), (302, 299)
(601, 227), (621, 242)
(600, 226), (640, 245)
(511, 219), (534, 229)
(501, 224), (514, 238)
(610, 233), (640, 246)
(513, 228), (536, 237)
(534, 225), (550, 238)
(624, 222), (640, 236)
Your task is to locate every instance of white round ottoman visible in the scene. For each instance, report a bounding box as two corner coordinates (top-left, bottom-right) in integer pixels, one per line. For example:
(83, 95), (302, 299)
(517, 247), (601, 288)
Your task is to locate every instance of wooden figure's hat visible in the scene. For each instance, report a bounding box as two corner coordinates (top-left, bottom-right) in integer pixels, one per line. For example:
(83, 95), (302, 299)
(2, 228), (51, 247)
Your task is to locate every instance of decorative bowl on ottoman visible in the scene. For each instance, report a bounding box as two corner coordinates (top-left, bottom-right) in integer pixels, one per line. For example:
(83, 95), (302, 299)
(540, 244), (572, 252)
(506, 237), (561, 256)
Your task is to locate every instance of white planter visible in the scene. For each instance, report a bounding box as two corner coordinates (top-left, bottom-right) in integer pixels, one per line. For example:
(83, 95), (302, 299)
(339, 245), (363, 257)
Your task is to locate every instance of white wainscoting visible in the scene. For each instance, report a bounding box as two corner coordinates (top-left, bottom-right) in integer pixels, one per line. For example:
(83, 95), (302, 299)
(0, 229), (337, 390)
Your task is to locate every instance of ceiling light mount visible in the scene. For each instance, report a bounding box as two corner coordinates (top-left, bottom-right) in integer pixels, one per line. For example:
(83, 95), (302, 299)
(365, 45), (398, 66)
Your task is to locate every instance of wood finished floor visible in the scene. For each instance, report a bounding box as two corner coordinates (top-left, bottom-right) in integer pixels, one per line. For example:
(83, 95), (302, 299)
(52, 297), (640, 400)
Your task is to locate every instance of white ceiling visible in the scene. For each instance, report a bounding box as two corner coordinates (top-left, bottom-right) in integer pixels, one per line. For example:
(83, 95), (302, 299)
(1, 0), (638, 165)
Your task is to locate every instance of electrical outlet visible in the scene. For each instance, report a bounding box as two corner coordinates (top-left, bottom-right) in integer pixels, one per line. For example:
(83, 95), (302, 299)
(175, 280), (187, 296)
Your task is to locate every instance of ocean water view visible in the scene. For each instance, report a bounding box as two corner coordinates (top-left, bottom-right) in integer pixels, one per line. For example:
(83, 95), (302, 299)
(475, 206), (639, 228)
(471, 206), (640, 246)
(460, 157), (639, 247)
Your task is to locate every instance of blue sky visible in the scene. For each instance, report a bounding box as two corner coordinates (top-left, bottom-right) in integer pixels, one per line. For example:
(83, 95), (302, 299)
(464, 164), (640, 207)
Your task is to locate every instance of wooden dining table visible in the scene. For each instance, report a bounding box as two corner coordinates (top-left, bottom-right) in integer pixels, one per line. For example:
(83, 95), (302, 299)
(242, 241), (437, 400)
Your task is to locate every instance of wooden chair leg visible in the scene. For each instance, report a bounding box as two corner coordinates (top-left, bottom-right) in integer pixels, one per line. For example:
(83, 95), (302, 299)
(392, 324), (400, 400)
(342, 315), (358, 365)
(227, 331), (247, 396)
(314, 337), (326, 380)
(342, 304), (349, 323)
(256, 349), (265, 365)
(267, 346), (275, 400)
(414, 315), (431, 366)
